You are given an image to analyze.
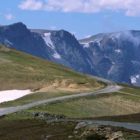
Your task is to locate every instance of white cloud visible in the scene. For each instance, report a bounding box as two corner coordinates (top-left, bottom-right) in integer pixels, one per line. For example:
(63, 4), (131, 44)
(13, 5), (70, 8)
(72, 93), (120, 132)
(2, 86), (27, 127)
(85, 35), (92, 38)
(19, 0), (46, 10)
(18, 0), (140, 16)
(4, 13), (14, 20)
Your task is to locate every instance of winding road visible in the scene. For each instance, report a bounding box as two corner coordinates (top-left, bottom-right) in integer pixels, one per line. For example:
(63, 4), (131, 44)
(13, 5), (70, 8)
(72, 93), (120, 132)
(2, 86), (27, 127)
(68, 119), (140, 132)
(0, 78), (140, 132)
(0, 85), (121, 116)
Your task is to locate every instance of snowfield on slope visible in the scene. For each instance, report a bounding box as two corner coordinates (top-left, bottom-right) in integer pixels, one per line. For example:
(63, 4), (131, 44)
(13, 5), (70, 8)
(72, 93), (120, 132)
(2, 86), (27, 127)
(0, 90), (32, 103)
(43, 32), (61, 59)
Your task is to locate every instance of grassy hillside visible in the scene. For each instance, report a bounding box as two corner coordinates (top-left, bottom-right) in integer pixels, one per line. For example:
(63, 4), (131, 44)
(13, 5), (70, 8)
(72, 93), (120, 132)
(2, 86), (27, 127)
(1, 87), (140, 139)
(0, 44), (103, 91)
(25, 87), (140, 119)
(0, 44), (139, 139)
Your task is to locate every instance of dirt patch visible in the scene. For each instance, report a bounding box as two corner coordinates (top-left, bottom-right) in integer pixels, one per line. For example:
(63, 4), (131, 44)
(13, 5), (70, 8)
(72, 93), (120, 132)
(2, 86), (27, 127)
(38, 79), (99, 93)
(0, 46), (10, 52)
(0, 58), (11, 63)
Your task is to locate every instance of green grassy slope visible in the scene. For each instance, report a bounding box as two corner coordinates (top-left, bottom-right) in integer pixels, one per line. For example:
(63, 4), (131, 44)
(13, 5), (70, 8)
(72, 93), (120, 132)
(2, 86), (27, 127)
(0, 45), (140, 139)
(0, 44), (103, 90)
(26, 87), (140, 119)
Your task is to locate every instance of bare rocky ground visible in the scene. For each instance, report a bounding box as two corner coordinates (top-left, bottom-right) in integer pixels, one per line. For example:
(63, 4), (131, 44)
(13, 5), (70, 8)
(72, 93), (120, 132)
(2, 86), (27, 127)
(38, 120), (140, 140)
(26, 112), (140, 139)
(73, 122), (127, 140)
(0, 111), (139, 140)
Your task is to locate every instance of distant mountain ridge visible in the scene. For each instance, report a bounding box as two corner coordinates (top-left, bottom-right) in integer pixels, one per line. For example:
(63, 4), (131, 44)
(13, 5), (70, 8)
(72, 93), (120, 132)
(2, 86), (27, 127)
(1, 22), (140, 86)
(0, 22), (95, 75)
(80, 30), (140, 86)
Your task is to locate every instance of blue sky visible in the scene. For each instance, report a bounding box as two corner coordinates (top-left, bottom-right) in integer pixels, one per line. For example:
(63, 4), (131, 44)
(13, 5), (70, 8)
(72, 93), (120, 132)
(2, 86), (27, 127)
(0, 0), (140, 38)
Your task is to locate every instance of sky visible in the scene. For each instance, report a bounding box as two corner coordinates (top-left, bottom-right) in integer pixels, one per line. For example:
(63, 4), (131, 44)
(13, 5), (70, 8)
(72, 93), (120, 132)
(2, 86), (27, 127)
(0, 0), (140, 39)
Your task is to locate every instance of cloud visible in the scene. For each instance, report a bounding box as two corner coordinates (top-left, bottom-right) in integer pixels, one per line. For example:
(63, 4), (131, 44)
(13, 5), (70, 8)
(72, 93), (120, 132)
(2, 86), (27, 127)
(85, 35), (92, 38)
(18, 0), (140, 16)
(4, 13), (14, 20)
(18, 0), (46, 10)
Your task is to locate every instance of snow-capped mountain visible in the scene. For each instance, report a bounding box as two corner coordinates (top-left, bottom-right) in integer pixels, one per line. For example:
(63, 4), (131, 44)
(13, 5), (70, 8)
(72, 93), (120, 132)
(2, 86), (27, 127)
(80, 31), (140, 86)
(1, 22), (140, 86)
(0, 22), (94, 75)
(31, 28), (95, 74)
(0, 22), (50, 59)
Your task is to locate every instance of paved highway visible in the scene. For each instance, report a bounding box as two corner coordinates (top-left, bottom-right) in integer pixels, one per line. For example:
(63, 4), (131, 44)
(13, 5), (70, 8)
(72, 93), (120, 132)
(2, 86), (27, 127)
(0, 85), (122, 116)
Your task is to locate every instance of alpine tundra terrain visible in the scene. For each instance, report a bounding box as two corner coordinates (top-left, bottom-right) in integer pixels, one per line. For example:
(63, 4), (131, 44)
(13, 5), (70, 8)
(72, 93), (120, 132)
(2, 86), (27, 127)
(0, 44), (140, 140)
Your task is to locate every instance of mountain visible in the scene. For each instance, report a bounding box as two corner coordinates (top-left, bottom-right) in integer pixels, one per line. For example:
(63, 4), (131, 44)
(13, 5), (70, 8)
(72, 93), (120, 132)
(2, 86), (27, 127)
(1, 22), (140, 86)
(0, 22), (94, 75)
(0, 22), (51, 59)
(80, 31), (140, 86)
(31, 29), (95, 74)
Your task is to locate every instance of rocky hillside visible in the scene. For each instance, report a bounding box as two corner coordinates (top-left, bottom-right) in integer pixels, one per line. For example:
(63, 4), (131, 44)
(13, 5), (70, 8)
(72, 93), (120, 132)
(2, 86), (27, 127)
(80, 31), (140, 86)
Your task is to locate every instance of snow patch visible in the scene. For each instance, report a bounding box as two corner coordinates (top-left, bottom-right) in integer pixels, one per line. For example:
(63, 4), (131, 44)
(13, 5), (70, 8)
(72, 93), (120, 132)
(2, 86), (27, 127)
(43, 32), (61, 59)
(43, 32), (54, 49)
(115, 49), (121, 53)
(82, 40), (101, 48)
(4, 39), (13, 46)
(131, 74), (140, 84)
(91, 39), (101, 46)
(131, 77), (137, 84)
(0, 90), (32, 103)
(131, 60), (140, 65)
(82, 43), (90, 48)
(53, 53), (61, 59)
(108, 65), (115, 75)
